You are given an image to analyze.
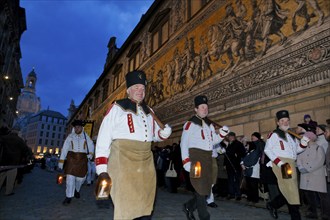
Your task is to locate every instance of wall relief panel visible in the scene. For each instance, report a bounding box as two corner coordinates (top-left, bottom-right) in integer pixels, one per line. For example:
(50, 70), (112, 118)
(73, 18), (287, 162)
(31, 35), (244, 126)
(140, 0), (329, 125)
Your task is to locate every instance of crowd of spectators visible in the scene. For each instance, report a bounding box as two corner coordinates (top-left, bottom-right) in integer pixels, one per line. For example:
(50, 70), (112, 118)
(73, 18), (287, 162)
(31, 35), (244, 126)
(153, 114), (330, 220)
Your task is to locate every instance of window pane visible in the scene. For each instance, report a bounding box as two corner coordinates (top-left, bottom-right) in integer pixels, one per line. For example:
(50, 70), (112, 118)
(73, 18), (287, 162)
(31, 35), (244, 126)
(135, 52), (140, 68)
(191, 0), (202, 17)
(161, 21), (169, 44)
(129, 59), (134, 71)
(152, 32), (159, 53)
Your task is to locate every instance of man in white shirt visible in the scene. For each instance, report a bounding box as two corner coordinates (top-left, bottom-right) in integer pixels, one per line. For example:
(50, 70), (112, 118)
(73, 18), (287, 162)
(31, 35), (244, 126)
(58, 120), (94, 205)
(181, 95), (229, 220)
(264, 110), (309, 219)
(95, 70), (172, 220)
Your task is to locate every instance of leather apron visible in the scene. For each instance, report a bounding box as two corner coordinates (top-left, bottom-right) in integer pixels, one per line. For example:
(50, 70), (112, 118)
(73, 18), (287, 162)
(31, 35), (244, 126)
(64, 151), (88, 177)
(189, 148), (213, 196)
(272, 157), (300, 205)
(108, 139), (155, 220)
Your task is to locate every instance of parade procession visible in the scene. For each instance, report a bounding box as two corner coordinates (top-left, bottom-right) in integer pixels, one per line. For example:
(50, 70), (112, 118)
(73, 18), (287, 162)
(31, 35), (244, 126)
(1, 0), (330, 220)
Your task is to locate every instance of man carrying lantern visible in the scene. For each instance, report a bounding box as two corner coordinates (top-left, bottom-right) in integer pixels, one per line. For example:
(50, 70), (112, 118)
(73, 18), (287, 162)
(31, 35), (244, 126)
(58, 119), (94, 205)
(180, 95), (230, 220)
(264, 110), (310, 219)
(95, 70), (172, 220)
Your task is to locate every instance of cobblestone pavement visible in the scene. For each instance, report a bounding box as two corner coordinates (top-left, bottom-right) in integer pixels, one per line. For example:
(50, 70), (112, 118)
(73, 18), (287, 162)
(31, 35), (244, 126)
(0, 167), (303, 220)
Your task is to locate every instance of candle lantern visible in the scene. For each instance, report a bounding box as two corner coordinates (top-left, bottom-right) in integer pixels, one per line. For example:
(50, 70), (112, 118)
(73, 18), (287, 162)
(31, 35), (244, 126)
(281, 163), (292, 179)
(191, 161), (202, 178)
(56, 173), (66, 185)
(95, 176), (112, 200)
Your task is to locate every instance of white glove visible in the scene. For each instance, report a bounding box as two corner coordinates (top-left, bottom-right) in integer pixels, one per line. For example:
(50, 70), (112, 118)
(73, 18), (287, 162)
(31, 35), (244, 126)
(217, 147), (226, 154)
(159, 124), (172, 139)
(300, 136), (310, 147)
(58, 162), (63, 170)
(183, 161), (191, 172)
(277, 160), (284, 168)
(219, 125), (230, 137)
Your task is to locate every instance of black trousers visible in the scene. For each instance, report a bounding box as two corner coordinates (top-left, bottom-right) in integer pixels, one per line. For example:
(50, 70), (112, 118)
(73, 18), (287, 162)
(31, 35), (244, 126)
(270, 193), (301, 220)
(185, 192), (210, 220)
(245, 177), (259, 203)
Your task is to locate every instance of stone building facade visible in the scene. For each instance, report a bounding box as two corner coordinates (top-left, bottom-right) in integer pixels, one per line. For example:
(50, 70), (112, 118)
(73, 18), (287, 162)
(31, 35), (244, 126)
(0, 0), (26, 127)
(21, 109), (67, 156)
(71, 0), (330, 145)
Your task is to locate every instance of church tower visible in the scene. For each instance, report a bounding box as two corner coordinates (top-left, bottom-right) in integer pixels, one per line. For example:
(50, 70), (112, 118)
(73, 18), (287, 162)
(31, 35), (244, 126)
(67, 99), (77, 120)
(16, 68), (41, 117)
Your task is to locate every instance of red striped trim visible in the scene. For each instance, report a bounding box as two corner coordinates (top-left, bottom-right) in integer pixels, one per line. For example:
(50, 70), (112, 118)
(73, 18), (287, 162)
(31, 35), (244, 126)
(300, 143), (307, 148)
(279, 141), (285, 150)
(219, 133), (225, 138)
(274, 158), (281, 165)
(127, 114), (135, 133)
(105, 104), (114, 116)
(95, 157), (108, 166)
(267, 132), (273, 139)
(185, 122), (191, 130)
(201, 130), (205, 139)
(182, 158), (190, 165)
(158, 130), (166, 140)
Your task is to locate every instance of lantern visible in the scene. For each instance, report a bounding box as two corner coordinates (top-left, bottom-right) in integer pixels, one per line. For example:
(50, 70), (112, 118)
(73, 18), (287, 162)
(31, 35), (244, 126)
(281, 163), (292, 179)
(56, 173), (66, 184)
(96, 177), (112, 200)
(191, 161), (201, 178)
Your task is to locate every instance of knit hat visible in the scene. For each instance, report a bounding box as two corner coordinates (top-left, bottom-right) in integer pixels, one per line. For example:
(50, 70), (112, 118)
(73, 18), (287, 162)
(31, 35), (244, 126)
(303, 131), (317, 142)
(304, 114), (311, 120)
(125, 70), (147, 88)
(194, 95), (208, 107)
(276, 110), (289, 120)
(251, 132), (261, 140)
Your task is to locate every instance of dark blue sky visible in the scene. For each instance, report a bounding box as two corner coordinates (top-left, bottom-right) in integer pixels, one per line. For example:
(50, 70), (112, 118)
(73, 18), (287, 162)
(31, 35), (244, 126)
(20, 0), (153, 117)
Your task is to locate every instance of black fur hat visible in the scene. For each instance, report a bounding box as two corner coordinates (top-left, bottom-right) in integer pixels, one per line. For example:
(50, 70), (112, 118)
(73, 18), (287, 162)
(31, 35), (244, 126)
(72, 120), (85, 127)
(276, 110), (289, 120)
(125, 70), (147, 88)
(194, 95), (208, 107)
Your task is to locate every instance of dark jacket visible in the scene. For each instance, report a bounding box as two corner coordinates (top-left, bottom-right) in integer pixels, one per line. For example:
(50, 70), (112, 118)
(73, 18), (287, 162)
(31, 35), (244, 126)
(224, 140), (246, 172)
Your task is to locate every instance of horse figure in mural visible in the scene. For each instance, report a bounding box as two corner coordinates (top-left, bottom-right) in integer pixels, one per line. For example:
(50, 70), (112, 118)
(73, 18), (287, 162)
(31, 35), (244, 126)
(208, 22), (245, 74)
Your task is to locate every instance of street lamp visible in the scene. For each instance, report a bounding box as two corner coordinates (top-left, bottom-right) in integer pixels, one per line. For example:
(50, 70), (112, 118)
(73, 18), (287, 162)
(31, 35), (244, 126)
(9, 97), (13, 101)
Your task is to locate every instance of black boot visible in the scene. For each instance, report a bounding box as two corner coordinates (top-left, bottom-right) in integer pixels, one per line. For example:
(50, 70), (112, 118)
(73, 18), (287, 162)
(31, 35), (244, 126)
(62, 197), (71, 206)
(74, 190), (80, 199)
(266, 202), (278, 219)
(183, 204), (196, 220)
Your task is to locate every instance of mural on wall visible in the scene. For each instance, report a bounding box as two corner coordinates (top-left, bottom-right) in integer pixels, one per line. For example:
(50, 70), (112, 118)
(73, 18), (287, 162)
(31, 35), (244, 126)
(144, 0), (328, 107)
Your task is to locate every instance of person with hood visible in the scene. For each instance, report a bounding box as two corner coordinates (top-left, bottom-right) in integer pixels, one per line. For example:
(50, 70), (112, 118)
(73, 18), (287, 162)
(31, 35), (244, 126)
(303, 114), (318, 133)
(58, 120), (94, 205)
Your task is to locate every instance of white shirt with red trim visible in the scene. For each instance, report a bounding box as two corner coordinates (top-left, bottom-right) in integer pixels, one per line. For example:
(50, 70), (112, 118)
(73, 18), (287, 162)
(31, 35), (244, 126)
(264, 132), (305, 167)
(95, 103), (166, 174)
(59, 130), (94, 166)
(180, 118), (224, 170)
